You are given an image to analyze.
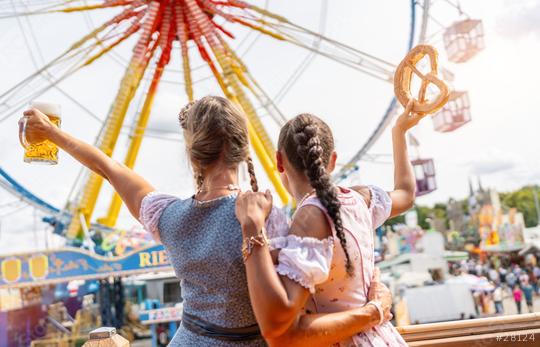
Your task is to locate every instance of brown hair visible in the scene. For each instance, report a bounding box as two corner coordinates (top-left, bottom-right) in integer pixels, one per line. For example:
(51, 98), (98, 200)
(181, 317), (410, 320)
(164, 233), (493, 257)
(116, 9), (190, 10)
(179, 96), (258, 192)
(278, 114), (353, 275)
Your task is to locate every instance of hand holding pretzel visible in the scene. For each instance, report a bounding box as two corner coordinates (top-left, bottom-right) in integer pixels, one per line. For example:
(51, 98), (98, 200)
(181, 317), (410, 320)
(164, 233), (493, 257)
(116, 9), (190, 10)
(394, 44), (449, 115)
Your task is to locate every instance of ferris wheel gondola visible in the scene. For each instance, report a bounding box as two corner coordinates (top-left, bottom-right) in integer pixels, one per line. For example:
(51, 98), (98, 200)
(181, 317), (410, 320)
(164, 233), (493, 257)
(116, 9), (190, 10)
(335, 0), (484, 193)
(432, 90), (471, 133)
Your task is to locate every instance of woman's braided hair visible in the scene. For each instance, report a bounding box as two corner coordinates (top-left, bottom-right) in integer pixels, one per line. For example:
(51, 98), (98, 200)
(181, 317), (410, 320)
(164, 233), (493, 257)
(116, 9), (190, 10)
(179, 96), (258, 192)
(278, 114), (353, 276)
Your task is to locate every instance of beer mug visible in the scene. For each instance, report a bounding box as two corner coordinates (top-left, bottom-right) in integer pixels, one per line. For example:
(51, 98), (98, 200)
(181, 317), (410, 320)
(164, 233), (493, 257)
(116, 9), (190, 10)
(20, 101), (61, 165)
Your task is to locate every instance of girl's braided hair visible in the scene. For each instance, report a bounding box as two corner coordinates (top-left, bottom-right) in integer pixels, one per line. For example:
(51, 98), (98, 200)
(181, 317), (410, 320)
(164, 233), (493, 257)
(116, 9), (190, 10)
(278, 114), (353, 275)
(179, 96), (258, 192)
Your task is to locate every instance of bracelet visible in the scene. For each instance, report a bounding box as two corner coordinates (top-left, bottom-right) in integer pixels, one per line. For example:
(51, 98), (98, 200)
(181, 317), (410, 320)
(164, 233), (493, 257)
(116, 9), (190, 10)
(242, 227), (268, 263)
(366, 300), (384, 325)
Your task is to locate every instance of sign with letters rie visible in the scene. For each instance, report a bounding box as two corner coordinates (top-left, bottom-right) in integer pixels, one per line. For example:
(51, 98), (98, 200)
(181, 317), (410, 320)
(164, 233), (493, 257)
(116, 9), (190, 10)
(0, 244), (172, 288)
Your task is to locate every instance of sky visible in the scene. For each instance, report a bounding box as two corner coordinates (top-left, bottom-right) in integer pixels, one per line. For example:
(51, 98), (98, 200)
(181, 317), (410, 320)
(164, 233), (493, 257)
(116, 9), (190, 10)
(0, 0), (539, 253)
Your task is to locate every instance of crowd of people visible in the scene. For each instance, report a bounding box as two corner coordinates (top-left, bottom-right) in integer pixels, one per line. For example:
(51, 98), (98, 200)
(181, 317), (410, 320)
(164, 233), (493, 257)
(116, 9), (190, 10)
(453, 258), (540, 316)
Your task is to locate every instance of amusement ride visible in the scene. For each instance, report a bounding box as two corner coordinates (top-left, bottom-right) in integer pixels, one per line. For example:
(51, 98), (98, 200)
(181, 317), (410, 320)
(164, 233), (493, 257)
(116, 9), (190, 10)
(0, 0), (484, 344)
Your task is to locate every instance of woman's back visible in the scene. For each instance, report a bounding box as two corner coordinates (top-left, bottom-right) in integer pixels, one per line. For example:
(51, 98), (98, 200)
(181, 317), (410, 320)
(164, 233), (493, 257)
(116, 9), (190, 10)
(278, 186), (407, 346)
(303, 188), (375, 312)
(142, 192), (265, 346)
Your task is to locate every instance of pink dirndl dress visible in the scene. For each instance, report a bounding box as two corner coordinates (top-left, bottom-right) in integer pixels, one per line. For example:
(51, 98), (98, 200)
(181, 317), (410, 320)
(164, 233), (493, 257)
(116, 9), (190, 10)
(268, 186), (407, 347)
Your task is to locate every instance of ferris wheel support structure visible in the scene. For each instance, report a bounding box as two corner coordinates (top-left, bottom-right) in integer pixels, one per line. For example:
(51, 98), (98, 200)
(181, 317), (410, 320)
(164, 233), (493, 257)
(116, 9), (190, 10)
(66, 0), (295, 237)
(56, 0), (409, 237)
(66, 2), (161, 238)
(0, 0), (425, 238)
(332, 0), (418, 182)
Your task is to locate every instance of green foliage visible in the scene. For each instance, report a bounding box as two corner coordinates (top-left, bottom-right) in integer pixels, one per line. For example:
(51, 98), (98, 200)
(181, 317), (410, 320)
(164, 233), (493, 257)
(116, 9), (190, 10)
(500, 185), (540, 228)
(461, 199), (470, 214)
(415, 205), (432, 229)
(387, 204), (449, 230)
(385, 214), (405, 227)
(384, 185), (540, 229)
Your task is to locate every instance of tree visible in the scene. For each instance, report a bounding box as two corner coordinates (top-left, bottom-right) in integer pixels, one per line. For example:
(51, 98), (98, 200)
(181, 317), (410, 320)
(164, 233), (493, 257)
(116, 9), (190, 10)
(384, 185), (540, 230)
(499, 185), (540, 227)
(385, 214), (405, 227)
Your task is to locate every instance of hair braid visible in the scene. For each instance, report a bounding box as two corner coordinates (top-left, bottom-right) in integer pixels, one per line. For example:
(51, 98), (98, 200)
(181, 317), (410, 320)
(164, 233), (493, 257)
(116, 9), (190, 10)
(246, 156), (259, 192)
(292, 115), (354, 276)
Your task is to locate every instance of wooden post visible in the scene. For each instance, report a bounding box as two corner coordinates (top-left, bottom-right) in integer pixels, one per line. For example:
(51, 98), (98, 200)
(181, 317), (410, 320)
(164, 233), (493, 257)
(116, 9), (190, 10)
(82, 327), (129, 347)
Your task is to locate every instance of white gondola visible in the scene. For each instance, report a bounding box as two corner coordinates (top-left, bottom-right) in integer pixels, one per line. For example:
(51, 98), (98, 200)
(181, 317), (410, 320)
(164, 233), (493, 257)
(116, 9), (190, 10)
(412, 158), (437, 197)
(432, 91), (471, 133)
(443, 19), (484, 63)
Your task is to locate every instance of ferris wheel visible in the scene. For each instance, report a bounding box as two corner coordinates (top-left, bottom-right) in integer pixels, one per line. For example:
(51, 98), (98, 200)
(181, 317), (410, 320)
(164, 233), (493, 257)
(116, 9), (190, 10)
(0, 0), (483, 248)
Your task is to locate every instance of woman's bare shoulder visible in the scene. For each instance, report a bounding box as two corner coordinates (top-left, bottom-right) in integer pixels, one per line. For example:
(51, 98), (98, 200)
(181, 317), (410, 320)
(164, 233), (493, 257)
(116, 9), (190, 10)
(290, 204), (332, 240)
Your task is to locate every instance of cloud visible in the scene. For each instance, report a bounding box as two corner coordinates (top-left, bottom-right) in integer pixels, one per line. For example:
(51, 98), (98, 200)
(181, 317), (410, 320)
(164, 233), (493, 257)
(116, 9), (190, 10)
(502, 165), (540, 183)
(461, 148), (540, 191)
(462, 149), (519, 176)
(467, 158), (517, 176)
(496, 1), (540, 39)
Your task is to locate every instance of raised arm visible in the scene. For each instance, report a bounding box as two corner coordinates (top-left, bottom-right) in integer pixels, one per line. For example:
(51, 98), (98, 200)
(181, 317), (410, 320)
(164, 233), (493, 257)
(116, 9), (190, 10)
(20, 108), (154, 219)
(235, 191), (392, 347)
(350, 101), (421, 221)
(387, 100), (420, 218)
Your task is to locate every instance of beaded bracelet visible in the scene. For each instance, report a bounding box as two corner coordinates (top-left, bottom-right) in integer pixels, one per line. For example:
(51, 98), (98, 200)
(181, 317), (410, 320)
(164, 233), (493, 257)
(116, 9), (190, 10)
(242, 228), (268, 263)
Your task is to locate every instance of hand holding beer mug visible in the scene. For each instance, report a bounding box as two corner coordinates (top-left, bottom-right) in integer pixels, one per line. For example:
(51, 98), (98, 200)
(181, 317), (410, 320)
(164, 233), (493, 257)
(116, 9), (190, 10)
(19, 101), (61, 164)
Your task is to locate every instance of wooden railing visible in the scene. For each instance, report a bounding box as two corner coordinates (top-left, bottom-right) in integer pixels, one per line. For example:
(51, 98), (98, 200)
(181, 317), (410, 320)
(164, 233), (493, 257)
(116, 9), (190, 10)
(30, 335), (88, 347)
(398, 313), (540, 346)
(32, 313), (540, 346)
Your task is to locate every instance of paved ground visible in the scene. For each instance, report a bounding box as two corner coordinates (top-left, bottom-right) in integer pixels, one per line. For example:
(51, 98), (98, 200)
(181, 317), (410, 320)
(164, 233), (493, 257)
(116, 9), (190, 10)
(498, 294), (540, 315)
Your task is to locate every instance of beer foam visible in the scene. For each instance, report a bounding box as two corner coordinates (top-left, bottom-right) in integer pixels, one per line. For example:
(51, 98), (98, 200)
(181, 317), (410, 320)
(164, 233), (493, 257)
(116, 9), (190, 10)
(30, 101), (61, 116)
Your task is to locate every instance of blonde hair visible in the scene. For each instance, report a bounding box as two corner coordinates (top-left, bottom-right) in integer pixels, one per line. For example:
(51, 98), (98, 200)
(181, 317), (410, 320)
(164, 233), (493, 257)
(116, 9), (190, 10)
(179, 96), (258, 192)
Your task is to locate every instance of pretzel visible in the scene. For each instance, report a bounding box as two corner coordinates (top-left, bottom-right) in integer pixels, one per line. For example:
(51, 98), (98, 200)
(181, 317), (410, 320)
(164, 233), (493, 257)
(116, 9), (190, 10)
(394, 44), (449, 114)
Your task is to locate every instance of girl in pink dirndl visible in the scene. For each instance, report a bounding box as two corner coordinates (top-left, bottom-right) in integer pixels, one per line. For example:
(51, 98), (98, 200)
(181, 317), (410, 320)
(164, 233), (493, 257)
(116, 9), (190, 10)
(236, 101), (421, 346)
(274, 186), (407, 346)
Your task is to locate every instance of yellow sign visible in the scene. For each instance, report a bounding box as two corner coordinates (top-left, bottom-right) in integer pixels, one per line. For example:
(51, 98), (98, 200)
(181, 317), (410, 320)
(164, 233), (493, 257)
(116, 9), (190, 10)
(1, 258), (22, 283)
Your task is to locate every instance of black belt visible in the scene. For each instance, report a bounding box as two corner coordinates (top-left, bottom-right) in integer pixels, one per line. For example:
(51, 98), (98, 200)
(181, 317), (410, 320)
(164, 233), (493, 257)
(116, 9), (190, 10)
(181, 311), (261, 341)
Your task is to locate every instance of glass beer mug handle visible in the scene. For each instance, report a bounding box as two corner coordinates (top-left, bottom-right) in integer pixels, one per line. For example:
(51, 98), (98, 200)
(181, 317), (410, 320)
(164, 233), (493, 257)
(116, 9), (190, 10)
(19, 116), (30, 149)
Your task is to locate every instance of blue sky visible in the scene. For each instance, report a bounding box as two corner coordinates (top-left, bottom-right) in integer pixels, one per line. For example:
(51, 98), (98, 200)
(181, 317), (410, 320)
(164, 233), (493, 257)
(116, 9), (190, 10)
(0, 0), (539, 253)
